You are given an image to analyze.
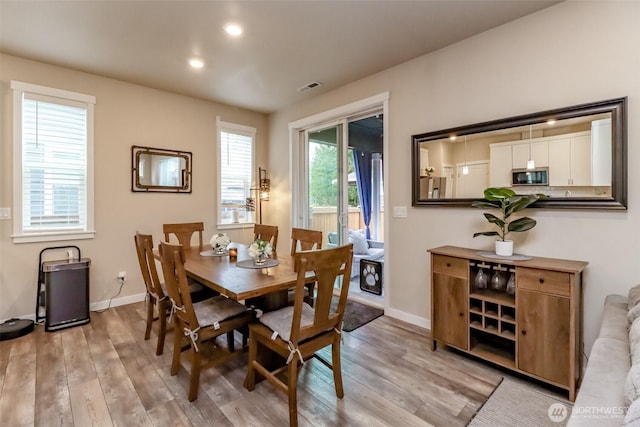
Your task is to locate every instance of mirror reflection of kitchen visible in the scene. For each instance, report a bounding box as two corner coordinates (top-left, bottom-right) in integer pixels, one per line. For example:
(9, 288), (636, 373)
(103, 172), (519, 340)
(418, 112), (611, 200)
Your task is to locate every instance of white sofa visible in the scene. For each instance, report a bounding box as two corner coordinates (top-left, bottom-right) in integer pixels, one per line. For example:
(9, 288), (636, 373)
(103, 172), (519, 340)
(327, 231), (384, 279)
(567, 294), (630, 426)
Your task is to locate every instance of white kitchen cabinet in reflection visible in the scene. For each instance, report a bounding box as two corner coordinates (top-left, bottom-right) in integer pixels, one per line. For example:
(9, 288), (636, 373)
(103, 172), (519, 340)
(548, 132), (591, 186)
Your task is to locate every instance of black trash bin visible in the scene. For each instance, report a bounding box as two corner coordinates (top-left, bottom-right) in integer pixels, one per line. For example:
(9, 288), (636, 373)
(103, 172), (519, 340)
(36, 246), (91, 332)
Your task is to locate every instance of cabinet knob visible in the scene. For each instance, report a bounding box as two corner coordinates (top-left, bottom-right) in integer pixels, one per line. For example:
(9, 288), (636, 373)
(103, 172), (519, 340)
(459, 312), (464, 317)
(538, 278), (545, 284)
(446, 263), (451, 267)
(521, 330), (527, 335)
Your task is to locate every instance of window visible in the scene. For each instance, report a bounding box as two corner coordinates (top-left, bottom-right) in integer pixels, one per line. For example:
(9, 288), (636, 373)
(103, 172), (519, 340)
(12, 81), (95, 243)
(217, 118), (256, 227)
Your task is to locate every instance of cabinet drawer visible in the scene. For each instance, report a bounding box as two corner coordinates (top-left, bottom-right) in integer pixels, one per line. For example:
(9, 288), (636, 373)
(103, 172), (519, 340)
(517, 267), (571, 297)
(432, 255), (468, 279)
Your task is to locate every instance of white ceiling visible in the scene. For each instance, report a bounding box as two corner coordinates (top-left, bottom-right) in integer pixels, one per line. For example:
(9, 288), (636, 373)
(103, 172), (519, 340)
(0, 0), (559, 114)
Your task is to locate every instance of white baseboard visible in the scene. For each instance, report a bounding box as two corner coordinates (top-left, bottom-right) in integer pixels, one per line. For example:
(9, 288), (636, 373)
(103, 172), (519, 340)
(90, 293), (146, 311)
(384, 306), (431, 330)
(1, 293), (147, 325)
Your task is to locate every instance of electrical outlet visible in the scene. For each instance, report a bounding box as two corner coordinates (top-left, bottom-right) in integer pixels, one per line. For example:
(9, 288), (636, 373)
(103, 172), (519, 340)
(118, 271), (127, 281)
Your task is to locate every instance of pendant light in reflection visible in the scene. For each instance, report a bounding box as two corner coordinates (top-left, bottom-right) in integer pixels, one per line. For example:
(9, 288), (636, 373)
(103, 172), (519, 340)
(527, 125), (535, 170)
(462, 135), (469, 175)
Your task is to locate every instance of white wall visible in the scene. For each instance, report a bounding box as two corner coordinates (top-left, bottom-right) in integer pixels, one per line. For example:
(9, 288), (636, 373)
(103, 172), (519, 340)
(0, 55), (268, 319)
(268, 1), (640, 352)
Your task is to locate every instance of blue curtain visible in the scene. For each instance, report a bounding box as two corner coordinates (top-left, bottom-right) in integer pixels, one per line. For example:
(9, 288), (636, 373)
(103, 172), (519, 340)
(353, 151), (372, 239)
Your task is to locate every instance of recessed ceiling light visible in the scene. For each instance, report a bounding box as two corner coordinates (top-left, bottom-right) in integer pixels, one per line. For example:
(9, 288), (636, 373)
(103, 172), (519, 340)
(224, 23), (243, 36)
(189, 58), (204, 69)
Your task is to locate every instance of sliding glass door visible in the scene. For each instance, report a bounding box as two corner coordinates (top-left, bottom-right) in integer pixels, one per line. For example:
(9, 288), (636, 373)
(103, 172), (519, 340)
(290, 94), (388, 304)
(298, 113), (385, 247)
(304, 121), (350, 247)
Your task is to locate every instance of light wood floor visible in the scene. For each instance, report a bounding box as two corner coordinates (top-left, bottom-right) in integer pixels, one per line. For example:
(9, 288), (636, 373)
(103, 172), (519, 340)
(0, 302), (504, 426)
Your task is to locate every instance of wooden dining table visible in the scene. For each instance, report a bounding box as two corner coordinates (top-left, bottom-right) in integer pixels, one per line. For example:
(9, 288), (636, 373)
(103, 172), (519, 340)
(157, 243), (303, 310)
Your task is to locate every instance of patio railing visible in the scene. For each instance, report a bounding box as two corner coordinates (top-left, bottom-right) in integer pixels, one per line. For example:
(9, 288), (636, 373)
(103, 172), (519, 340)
(310, 206), (384, 245)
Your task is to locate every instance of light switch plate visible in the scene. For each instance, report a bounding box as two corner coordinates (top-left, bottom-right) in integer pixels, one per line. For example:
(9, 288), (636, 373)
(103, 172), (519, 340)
(0, 207), (10, 220)
(393, 206), (407, 218)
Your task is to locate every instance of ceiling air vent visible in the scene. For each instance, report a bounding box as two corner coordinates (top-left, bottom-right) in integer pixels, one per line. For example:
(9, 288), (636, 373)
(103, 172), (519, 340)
(297, 81), (323, 93)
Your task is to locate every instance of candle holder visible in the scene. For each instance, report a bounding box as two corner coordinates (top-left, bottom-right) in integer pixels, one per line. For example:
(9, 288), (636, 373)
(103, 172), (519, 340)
(228, 247), (238, 260)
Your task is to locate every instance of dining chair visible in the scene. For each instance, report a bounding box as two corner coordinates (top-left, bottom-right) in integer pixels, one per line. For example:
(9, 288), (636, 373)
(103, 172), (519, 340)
(290, 227), (323, 306)
(134, 232), (213, 355)
(163, 221), (216, 299)
(159, 241), (254, 401)
(163, 222), (204, 250)
(134, 232), (171, 356)
(245, 244), (353, 427)
(253, 223), (279, 251)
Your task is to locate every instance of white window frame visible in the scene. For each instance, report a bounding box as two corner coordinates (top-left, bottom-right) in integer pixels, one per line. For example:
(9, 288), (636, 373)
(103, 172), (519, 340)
(217, 117), (256, 229)
(11, 81), (96, 243)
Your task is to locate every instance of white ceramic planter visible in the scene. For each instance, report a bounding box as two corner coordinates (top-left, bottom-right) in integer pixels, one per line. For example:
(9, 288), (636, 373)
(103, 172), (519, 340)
(495, 240), (514, 257)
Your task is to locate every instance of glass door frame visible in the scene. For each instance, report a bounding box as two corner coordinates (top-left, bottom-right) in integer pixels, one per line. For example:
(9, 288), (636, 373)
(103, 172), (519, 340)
(291, 93), (389, 232)
(289, 92), (390, 305)
(301, 120), (350, 245)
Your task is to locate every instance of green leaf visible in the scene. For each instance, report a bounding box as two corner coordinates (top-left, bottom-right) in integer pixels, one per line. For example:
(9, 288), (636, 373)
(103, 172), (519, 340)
(473, 231), (500, 238)
(483, 213), (504, 228)
(507, 217), (537, 233)
(484, 187), (515, 201)
(508, 196), (539, 215)
(471, 200), (500, 209)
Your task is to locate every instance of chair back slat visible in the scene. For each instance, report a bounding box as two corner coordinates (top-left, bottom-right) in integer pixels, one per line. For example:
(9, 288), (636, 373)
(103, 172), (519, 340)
(254, 224), (279, 251)
(290, 227), (322, 256)
(163, 222), (204, 250)
(291, 227), (323, 273)
(290, 244), (353, 344)
(134, 232), (165, 298)
(159, 241), (199, 330)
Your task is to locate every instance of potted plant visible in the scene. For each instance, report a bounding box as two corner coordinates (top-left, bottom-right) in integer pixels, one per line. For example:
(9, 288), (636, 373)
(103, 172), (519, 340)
(472, 187), (544, 256)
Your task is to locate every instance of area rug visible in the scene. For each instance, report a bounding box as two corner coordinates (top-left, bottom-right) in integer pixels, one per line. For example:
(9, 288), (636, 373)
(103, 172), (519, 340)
(331, 299), (383, 332)
(468, 378), (573, 426)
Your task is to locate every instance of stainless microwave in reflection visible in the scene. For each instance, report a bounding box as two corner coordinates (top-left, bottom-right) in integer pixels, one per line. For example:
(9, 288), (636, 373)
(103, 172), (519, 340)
(511, 167), (549, 186)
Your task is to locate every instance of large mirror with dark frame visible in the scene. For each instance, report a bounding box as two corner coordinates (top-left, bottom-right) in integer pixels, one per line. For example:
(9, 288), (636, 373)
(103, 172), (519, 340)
(412, 97), (627, 209)
(131, 145), (192, 193)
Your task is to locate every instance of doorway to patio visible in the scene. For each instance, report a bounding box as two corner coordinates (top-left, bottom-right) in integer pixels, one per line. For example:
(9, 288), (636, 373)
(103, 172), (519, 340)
(290, 93), (388, 309)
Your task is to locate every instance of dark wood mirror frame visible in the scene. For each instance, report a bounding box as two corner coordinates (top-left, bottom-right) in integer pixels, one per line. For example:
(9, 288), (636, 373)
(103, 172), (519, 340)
(411, 97), (627, 209)
(131, 145), (192, 193)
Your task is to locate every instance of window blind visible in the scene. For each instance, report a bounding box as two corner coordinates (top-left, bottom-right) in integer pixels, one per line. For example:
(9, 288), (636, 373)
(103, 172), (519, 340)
(22, 94), (87, 231)
(220, 128), (254, 224)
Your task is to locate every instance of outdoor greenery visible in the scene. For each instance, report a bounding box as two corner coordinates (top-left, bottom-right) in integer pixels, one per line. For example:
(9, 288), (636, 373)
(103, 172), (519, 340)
(309, 144), (359, 207)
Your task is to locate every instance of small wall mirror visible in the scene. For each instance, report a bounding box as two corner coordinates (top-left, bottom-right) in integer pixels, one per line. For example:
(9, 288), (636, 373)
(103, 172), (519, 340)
(412, 97), (627, 209)
(131, 146), (192, 193)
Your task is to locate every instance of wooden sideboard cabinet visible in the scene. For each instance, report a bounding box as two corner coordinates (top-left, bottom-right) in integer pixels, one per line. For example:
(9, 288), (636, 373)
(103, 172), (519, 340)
(428, 245), (588, 401)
